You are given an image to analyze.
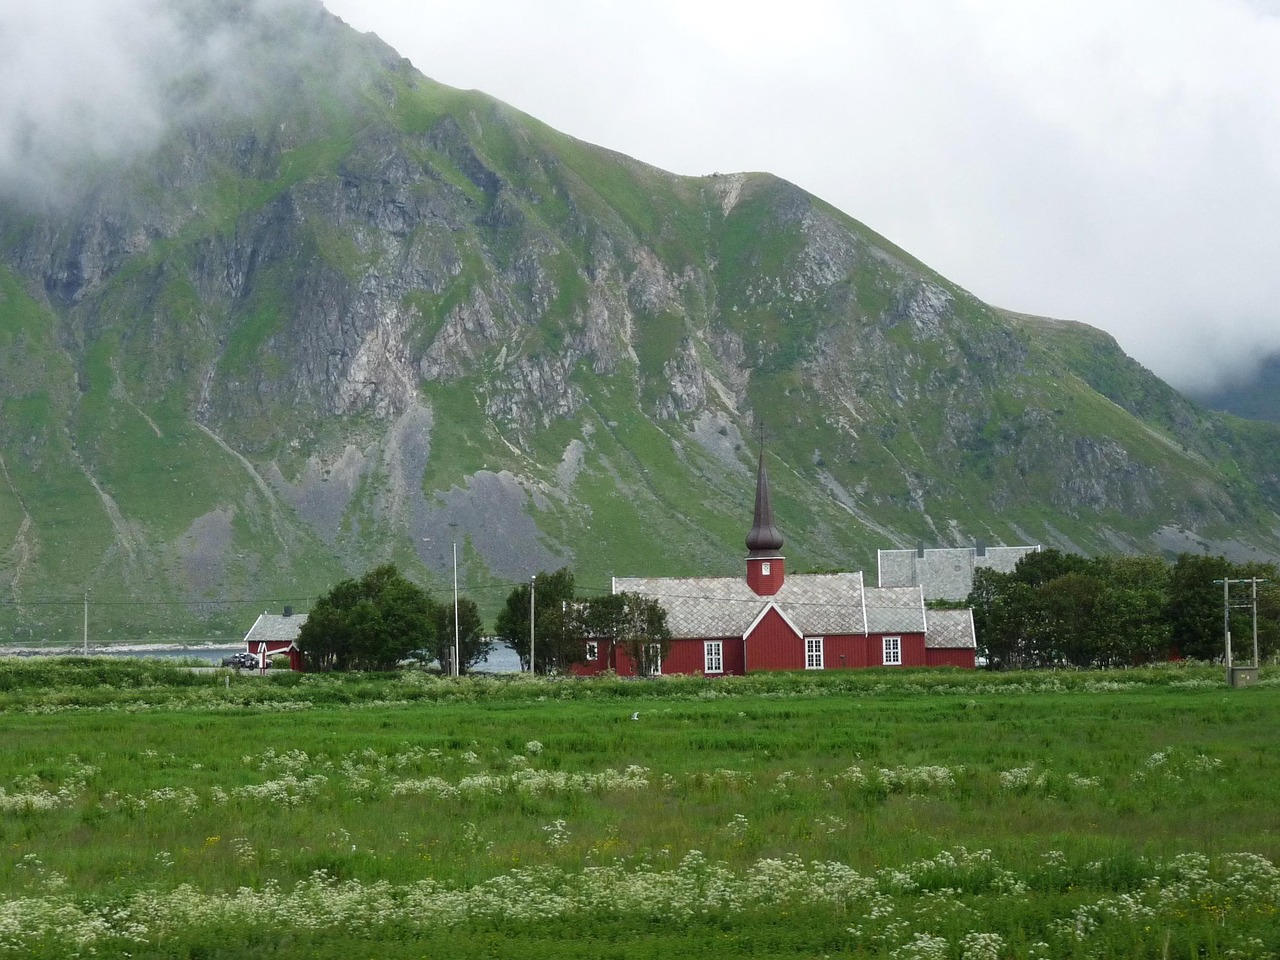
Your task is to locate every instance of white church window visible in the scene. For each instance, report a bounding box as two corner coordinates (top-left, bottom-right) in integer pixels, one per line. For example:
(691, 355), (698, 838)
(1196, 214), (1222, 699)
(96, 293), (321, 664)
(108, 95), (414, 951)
(883, 636), (902, 666)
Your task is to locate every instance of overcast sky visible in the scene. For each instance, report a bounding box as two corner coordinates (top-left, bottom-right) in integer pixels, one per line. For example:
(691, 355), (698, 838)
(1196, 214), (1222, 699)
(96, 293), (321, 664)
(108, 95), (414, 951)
(321, 0), (1280, 393)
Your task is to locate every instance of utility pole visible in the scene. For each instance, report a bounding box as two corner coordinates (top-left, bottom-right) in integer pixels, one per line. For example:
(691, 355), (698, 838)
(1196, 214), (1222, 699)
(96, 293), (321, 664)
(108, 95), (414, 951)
(1215, 576), (1269, 683)
(1252, 576), (1262, 670)
(83, 592), (88, 655)
(452, 541), (460, 678)
(1222, 577), (1231, 681)
(529, 575), (536, 674)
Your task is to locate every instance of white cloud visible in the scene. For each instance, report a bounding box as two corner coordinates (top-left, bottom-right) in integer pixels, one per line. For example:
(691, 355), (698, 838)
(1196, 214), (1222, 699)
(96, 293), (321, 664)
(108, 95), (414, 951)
(0, 0), (175, 196)
(0, 0), (341, 204)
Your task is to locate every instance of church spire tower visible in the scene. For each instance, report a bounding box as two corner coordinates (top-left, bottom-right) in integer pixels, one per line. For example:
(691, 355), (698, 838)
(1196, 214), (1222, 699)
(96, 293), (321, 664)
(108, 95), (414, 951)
(746, 445), (785, 596)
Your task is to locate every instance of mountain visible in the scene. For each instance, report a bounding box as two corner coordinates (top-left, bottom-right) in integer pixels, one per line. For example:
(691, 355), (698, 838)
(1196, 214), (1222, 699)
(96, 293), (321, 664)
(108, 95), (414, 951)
(1191, 352), (1280, 425)
(2, 1), (1279, 642)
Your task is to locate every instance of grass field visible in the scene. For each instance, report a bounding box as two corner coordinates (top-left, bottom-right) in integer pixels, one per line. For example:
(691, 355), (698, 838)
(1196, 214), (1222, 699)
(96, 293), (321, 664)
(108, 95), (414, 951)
(0, 661), (1277, 958)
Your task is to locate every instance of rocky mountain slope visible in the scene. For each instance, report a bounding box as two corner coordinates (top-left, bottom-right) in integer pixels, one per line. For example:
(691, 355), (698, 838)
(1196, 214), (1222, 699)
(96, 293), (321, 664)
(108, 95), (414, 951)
(2, 1), (1278, 640)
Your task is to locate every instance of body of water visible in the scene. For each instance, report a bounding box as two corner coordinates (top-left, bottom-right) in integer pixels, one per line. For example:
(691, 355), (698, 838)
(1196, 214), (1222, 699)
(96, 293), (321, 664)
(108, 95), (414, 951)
(475, 645), (522, 673)
(93, 646), (242, 664)
(93, 642), (525, 672)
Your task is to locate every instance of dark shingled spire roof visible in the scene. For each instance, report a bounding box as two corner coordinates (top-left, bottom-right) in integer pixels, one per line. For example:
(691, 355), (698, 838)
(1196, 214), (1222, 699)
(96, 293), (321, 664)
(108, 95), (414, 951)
(746, 448), (784, 557)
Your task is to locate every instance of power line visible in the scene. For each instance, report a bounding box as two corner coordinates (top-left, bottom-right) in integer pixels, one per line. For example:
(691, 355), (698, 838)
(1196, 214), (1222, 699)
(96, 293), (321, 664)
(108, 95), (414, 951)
(0, 596), (319, 608)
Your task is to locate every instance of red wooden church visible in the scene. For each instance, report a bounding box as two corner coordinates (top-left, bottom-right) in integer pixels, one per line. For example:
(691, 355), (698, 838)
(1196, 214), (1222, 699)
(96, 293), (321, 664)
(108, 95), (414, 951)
(573, 450), (976, 677)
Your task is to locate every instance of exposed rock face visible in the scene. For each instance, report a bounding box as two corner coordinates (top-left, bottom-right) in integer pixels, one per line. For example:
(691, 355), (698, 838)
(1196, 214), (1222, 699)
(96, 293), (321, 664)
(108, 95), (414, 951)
(421, 291), (504, 383)
(655, 339), (708, 420)
(485, 354), (585, 430)
(1, 0), (1278, 640)
(898, 282), (952, 341)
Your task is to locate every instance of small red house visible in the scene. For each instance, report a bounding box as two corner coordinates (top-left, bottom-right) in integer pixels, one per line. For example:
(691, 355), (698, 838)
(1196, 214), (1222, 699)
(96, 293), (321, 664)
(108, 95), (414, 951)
(572, 450), (976, 677)
(241, 609), (307, 671)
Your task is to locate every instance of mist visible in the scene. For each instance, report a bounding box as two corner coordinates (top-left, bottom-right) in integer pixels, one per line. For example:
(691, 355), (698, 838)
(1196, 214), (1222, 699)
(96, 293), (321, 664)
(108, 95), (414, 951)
(0, 0), (352, 206)
(0, 0), (173, 199)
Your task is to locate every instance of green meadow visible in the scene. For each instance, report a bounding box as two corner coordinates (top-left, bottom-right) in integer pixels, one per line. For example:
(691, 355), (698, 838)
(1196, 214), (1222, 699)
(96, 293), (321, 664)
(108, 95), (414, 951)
(0, 661), (1277, 958)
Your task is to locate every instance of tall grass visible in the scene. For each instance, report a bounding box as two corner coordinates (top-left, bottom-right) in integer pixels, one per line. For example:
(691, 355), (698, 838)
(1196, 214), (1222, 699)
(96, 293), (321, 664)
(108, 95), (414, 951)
(0, 660), (1276, 957)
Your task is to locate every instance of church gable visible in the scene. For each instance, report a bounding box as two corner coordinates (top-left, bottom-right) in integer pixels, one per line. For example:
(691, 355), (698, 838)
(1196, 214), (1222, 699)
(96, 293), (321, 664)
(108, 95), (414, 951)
(744, 602), (802, 642)
(745, 605), (805, 672)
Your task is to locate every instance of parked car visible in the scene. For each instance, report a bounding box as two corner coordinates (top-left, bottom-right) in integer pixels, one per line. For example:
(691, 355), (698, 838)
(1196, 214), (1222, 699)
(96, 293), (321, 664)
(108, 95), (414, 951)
(221, 652), (264, 669)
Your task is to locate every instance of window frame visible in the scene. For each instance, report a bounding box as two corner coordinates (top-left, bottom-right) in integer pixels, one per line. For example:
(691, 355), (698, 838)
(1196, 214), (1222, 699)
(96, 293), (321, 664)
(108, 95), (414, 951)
(882, 635), (902, 666)
(805, 636), (824, 670)
(704, 640), (724, 674)
(584, 641), (598, 662)
(646, 643), (663, 676)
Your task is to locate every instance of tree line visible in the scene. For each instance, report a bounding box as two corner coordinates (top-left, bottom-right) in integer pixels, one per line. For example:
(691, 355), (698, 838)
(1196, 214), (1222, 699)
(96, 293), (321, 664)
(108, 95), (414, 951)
(296, 565), (669, 674)
(294, 549), (1280, 674)
(967, 550), (1280, 669)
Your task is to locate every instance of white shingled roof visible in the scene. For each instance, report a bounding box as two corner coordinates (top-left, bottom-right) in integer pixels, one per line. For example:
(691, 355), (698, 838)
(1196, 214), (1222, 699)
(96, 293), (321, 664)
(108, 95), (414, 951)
(865, 586), (929, 634)
(921, 608), (977, 649)
(614, 573), (929, 639)
(878, 545), (1040, 600)
(242, 613), (307, 646)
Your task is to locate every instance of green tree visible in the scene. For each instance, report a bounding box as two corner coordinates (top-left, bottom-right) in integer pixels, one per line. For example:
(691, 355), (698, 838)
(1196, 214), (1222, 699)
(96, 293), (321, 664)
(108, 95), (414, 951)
(1165, 554), (1234, 661)
(495, 568), (577, 673)
(1010, 548), (1092, 588)
(540, 591), (672, 675)
(297, 565), (437, 671)
(1242, 564), (1280, 663)
(427, 597), (489, 674)
(972, 551), (1174, 669)
(608, 592), (671, 677)
(969, 567), (1037, 669)
(974, 550), (1275, 669)
(1036, 570), (1106, 667)
(559, 593), (629, 670)
(1094, 555), (1172, 665)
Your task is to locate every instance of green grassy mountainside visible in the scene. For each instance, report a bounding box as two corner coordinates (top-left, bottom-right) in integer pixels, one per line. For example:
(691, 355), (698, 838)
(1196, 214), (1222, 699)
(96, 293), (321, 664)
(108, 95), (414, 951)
(2, 2), (1278, 640)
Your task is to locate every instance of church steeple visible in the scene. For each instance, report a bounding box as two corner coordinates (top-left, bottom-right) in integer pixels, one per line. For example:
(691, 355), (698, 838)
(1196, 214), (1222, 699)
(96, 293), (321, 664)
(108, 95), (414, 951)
(745, 446), (785, 595)
(746, 448), (783, 556)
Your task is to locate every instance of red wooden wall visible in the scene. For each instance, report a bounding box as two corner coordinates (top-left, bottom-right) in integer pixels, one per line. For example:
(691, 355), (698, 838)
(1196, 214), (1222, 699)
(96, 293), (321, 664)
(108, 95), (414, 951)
(720, 637), (747, 675)
(745, 607), (804, 672)
(567, 628), (966, 675)
(885, 633), (927, 666)
(821, 635), (876, 668)
(924, 648), (976, 668)
(577, 637), (750, 677)
(256, 640), (303, 671)
(570, 642), (608, 676)
(660, 637), (745, 675)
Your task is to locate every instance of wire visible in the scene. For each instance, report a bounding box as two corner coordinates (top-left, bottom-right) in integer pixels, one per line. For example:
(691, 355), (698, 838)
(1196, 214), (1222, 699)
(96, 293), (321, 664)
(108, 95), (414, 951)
(0, 596), (319, 608)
